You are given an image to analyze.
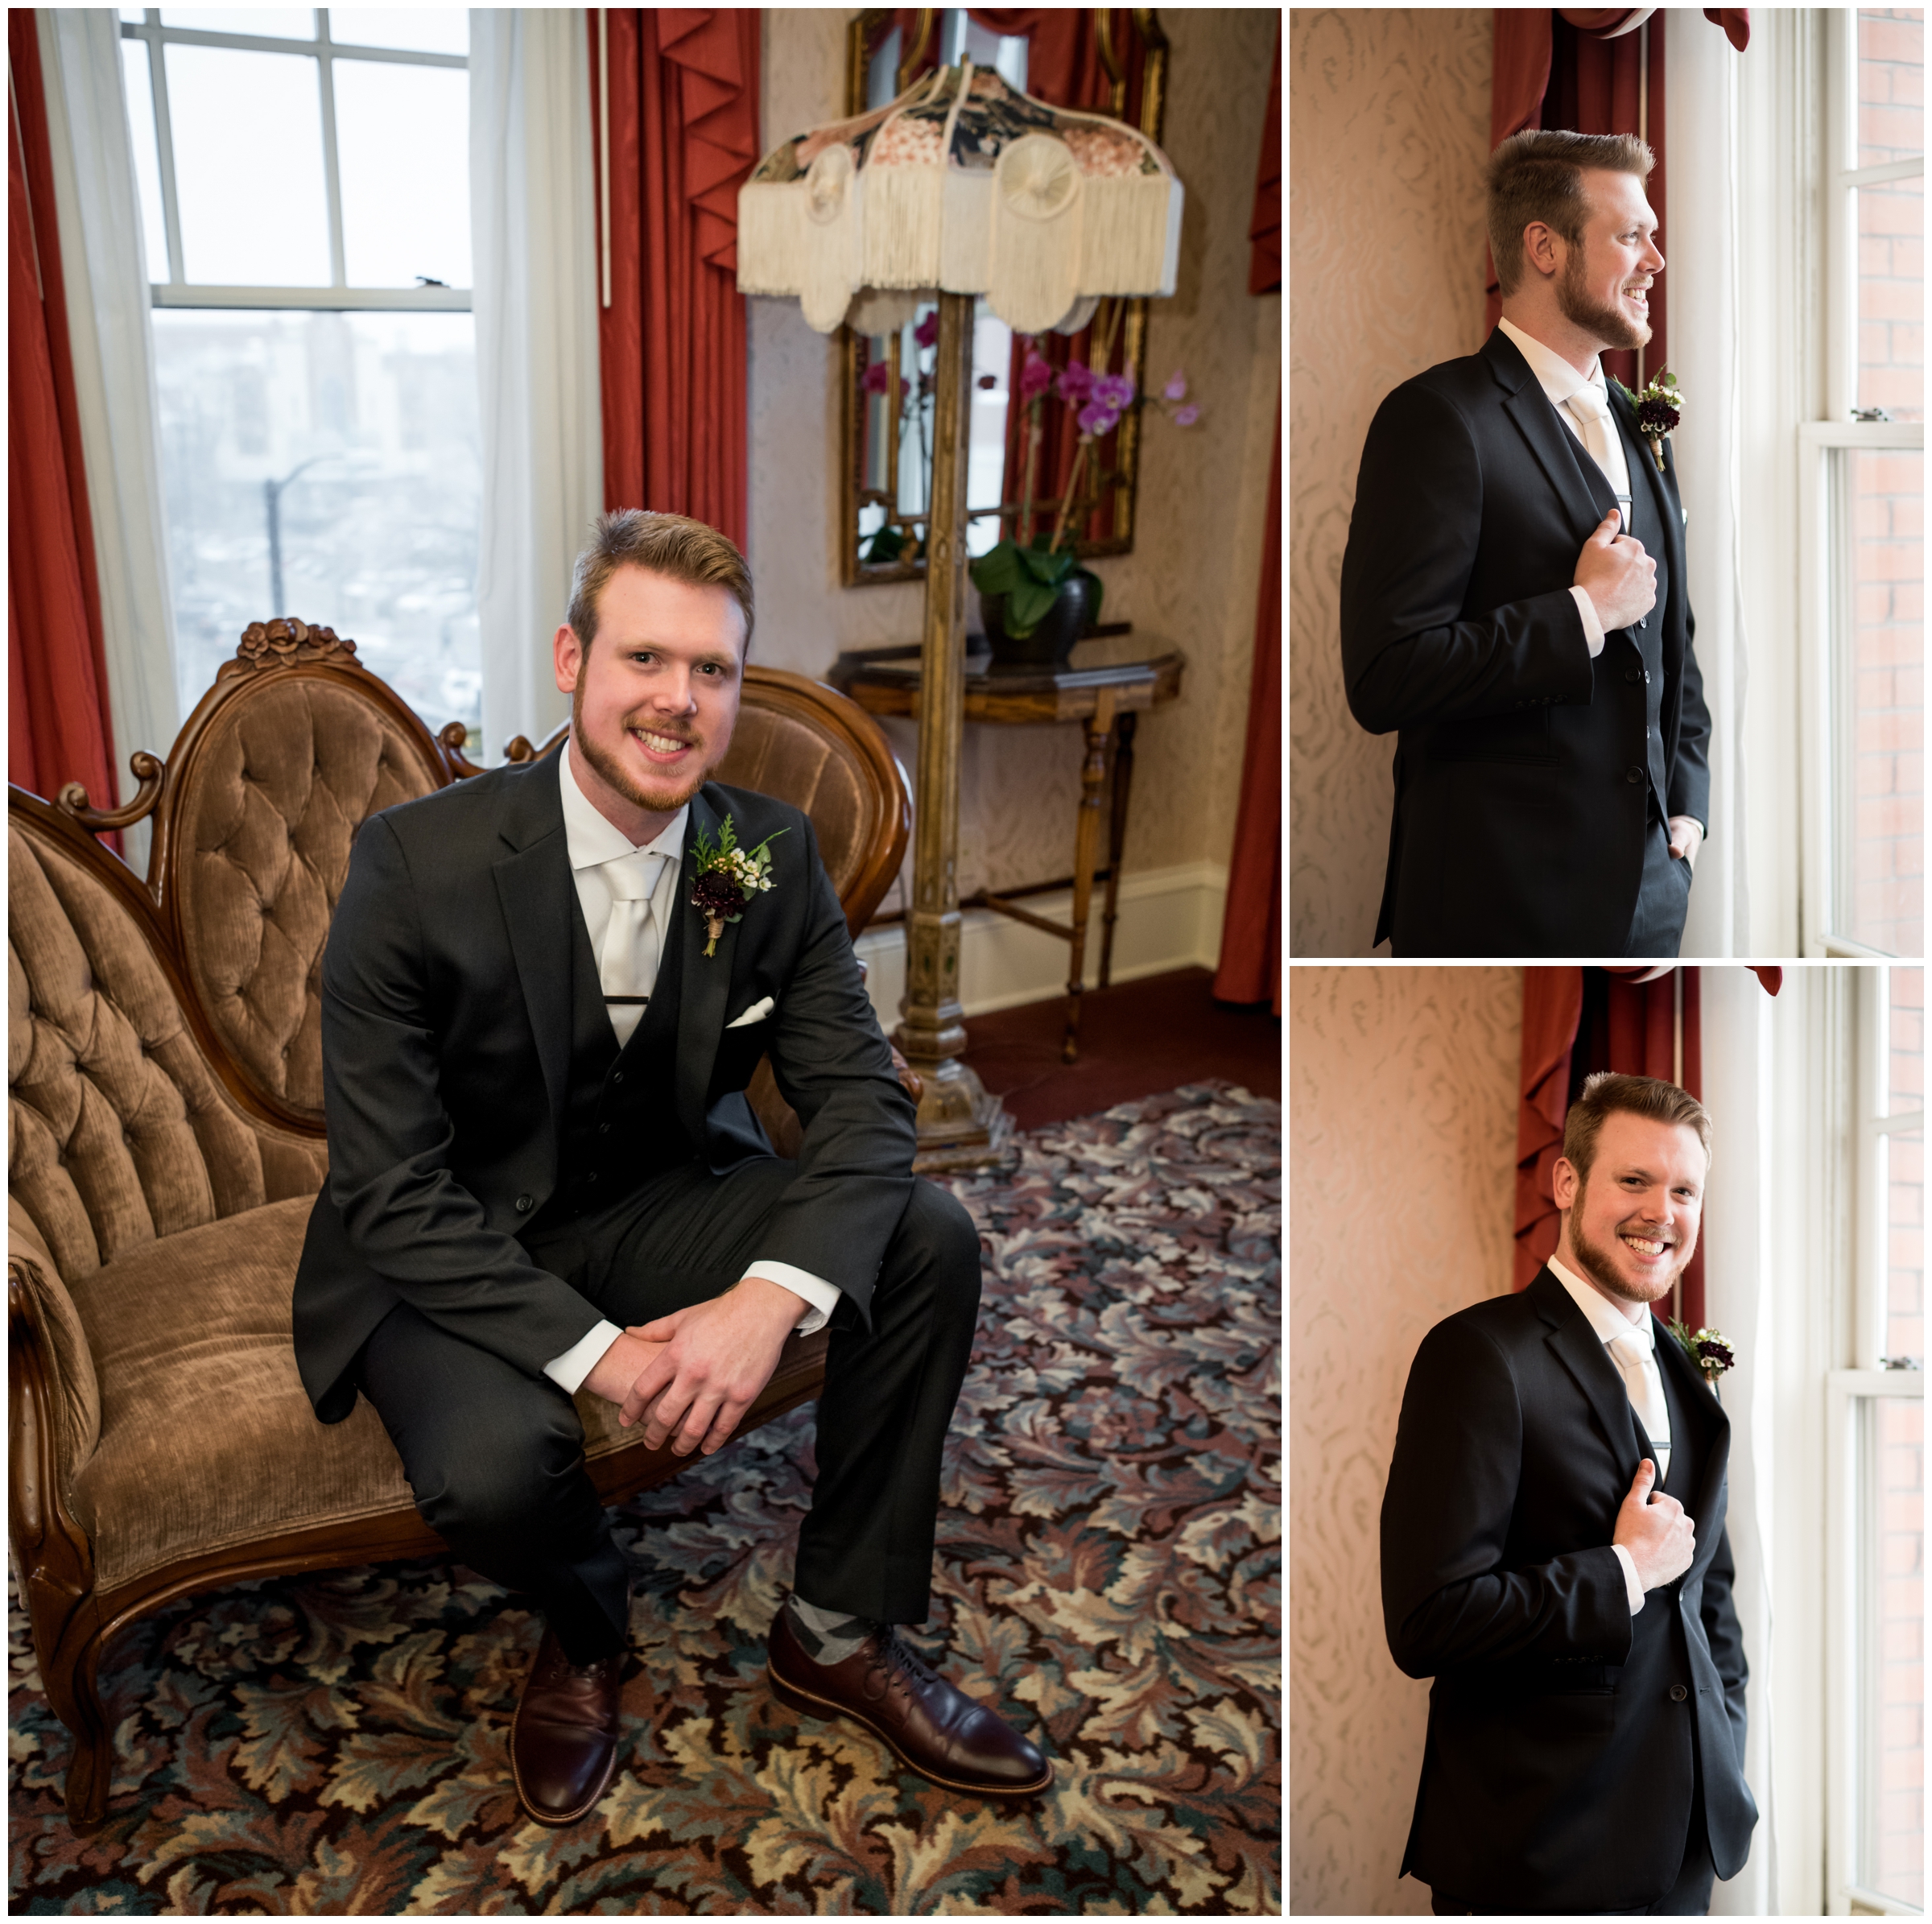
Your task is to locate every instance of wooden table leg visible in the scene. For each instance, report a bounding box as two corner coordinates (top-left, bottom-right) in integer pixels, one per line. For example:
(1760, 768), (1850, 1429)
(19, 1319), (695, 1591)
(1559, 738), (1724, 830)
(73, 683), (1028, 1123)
(1098, 708), (1137, 989)
(1065, 687), (1117, 1063)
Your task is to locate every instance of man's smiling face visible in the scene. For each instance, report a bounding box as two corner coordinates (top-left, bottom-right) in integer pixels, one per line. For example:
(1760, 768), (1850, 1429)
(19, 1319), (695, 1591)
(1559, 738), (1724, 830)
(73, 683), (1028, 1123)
(1553, 1109), (1707, 1311)
(1554, 167), (1664, 355)
(554, 563), (745, 841)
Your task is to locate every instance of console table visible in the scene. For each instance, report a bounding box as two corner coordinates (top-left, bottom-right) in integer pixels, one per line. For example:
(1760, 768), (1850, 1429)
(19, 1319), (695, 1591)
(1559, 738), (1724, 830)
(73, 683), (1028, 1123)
(830, 635), (1186, 1062)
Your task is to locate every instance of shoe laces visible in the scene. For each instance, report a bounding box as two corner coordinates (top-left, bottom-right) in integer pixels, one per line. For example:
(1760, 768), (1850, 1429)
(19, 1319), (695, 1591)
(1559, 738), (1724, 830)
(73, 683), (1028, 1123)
(869, 1626), (939, 1697)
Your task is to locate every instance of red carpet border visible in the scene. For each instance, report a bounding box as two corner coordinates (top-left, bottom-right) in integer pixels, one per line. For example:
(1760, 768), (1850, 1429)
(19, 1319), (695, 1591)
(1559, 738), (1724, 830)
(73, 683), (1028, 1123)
(9, 1080), (1282, 1914)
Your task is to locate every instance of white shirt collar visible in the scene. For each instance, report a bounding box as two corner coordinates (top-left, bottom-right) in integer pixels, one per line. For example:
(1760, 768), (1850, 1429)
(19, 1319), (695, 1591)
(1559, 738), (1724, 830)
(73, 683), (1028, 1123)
(1497, 314), (1609, 415)
(558, 737), (688, 872)
(1547, 1253), (1652, 1342)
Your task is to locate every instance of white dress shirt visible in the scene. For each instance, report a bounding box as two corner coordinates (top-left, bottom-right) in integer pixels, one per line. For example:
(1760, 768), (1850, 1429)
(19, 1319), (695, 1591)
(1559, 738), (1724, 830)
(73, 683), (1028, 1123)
(1548, 1254), (1672, 1618)
(1496, 315), (1633, 661)
(542, 741), (842, 1395)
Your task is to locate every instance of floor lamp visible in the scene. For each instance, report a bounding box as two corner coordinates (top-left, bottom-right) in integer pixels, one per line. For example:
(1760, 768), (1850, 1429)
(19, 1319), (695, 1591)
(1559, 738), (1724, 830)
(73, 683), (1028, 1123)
(739, 60), (1184, 1164)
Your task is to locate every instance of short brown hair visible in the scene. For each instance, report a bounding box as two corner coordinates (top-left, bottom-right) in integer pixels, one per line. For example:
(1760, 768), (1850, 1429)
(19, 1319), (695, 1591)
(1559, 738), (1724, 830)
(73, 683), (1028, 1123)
(564, 510), (755, 653)
(1562, 1072), (1711, 1187)
(1486, 129), (1654, 297)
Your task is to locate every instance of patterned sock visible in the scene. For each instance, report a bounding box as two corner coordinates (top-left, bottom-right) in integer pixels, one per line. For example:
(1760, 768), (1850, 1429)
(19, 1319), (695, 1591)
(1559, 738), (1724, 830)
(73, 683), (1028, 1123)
(787, 1595), (873, 1666)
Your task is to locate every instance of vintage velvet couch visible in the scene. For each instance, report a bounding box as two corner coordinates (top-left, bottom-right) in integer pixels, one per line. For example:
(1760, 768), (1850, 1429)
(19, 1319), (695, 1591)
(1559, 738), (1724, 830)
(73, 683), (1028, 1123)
(8, 620), (910, 1830)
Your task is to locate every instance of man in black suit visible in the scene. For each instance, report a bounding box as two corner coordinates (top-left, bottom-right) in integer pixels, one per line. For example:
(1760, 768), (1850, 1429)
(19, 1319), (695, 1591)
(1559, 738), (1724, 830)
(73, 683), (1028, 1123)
(1340, 130), (1711, 958)
(1381, 1073), (1756, 1914)
(295, 510), (1049, 1827)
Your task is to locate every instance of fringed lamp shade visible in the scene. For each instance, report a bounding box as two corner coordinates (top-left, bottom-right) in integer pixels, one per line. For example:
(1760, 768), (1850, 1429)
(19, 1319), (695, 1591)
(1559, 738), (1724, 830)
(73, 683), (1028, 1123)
(737, 61), (1183, 336)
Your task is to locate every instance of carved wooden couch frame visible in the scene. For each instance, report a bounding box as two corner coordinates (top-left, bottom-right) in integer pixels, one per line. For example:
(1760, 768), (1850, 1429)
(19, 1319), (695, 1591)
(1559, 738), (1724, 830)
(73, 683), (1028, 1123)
(8, 621), (910, 1831)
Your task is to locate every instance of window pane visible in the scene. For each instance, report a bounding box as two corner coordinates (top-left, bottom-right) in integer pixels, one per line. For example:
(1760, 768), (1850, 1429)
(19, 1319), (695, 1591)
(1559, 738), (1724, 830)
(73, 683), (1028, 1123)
(165, 44), (330, 285)
(1893, 967), (1926, 1114)
(328, 9), (468, 55)
(120, 39), (171, 280)
(1860, 9), (1925, 170)
(1857, 176), (1925, 423)
(967, 302), (1012, 559)
(1842, 448), (1925, 954)
(160, 8), (316, 37)
(152, 309), (482, 739)
(1864, 1393), (1924, 1910)
(333, 60), (469, 287)
(119, 7), (148, 22)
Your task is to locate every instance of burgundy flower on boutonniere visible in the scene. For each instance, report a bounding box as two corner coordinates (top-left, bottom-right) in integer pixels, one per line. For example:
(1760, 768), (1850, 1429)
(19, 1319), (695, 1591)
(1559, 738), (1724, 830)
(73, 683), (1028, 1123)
(1666, 1315), (1735, 1395)
(689, 815), (786, 958)
(1611, 367), (1683, 474)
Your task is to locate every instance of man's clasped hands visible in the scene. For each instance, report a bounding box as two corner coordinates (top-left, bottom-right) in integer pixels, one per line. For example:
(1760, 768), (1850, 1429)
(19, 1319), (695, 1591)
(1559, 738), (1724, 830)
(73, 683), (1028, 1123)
(581, 1276), (802, 1458)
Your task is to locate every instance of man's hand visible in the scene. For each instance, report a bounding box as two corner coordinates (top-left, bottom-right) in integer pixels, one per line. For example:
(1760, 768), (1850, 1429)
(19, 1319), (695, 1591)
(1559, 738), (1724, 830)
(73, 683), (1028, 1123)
(1574, 510), (1658, 632)
(582, 1330), (669, 1406)
(616, 1278), (803, 1455)
(1614, 1458), (1695, 1590)
(1668, 815), (1704, 871)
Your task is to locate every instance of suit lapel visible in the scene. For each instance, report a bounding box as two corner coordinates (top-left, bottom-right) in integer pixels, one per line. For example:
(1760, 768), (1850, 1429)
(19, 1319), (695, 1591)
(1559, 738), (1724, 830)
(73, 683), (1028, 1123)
(1608, 381), (1676, 555)
(492, 754), (575, 1146)
(1485, 328), (1620, 547)
(674, 785), (734, 1146)
(1532, 1267), (1644, 1480)
(1650, 1308), (1731, 1559)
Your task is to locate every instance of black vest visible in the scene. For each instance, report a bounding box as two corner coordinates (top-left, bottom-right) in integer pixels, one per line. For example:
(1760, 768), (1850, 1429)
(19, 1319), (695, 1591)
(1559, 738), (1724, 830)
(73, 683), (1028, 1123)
(524, 884), (697, 1238)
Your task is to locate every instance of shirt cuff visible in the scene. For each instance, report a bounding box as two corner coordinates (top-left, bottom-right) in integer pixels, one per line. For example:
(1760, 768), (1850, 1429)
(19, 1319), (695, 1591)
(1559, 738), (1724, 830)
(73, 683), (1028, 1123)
(544, 1319), (623, 1395)
(1612, 1542), (1646, 1616)
(1570, 584), (1606, 658)
(742, 1261), (841, 1336)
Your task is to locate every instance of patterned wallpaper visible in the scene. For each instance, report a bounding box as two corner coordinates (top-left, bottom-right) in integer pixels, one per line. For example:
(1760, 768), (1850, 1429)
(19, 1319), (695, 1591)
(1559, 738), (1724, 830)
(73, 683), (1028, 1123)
(1289, 11), (1493, 956)
(1290, 965), (1522, 1915)
(748, 8), (1280, 904)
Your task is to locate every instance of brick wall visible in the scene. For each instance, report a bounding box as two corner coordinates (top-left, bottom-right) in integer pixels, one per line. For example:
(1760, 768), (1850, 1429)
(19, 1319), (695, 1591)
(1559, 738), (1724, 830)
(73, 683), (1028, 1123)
(1849, 13), (1924, 955)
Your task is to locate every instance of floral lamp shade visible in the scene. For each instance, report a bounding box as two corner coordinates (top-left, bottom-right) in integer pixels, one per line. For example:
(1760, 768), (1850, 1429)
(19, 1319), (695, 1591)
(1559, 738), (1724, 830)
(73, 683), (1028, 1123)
(737, 61), (1183, 336)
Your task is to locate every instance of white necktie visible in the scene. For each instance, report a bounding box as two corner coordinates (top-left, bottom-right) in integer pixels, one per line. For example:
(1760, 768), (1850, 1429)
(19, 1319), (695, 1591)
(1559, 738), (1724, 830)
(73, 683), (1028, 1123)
(1567, 382), (1630, 531)
(599, 850), (662, 1047)
(1608, 1320), (1672, 1479)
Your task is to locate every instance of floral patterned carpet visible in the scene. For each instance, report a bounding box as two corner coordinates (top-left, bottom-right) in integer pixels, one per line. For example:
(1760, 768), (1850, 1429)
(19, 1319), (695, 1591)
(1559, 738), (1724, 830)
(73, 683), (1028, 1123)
(9, 1082), (1281, 1915)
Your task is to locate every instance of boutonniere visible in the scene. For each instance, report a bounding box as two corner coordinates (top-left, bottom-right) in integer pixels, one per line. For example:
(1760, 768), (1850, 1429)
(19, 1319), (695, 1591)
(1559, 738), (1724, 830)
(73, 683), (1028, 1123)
(1666, 1315), (1735, 1393)
(1609, 367), (1682, 474)
(689, 815), (786, 958)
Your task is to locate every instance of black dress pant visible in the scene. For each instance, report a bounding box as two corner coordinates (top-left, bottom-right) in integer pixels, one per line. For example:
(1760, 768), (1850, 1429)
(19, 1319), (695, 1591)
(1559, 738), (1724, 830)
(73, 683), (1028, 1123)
(354, 1158), (982, 1663)
(1622, 810), (1693, 960)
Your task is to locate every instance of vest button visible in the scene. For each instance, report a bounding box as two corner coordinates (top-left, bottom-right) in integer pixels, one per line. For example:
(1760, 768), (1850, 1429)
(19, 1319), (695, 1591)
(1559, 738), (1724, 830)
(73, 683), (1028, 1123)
(1625, 667), (1641, 684)
(1626, 766), (1644, 783)
(514, 1195), (534, 1213)
(599, 1122), (612, 1135)
(585, 1171), (600, 1186)
(611, 1070), (625, 1084)
(1669, 1684), (1688, 1703)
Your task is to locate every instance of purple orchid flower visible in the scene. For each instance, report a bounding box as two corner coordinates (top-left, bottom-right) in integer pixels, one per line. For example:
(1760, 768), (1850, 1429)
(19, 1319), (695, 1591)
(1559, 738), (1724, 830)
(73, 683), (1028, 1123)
(1019, 352), (1055, 403)
(1172, 403), (1199, 427)
(1057, 358), (1095, 405)
(1092, 370), (1137, 414)
(861, 361), (890, 395)
(1162, 369), (1188, 402)
(1077, 399), (1120, 437)
(913, 308), (939, 349)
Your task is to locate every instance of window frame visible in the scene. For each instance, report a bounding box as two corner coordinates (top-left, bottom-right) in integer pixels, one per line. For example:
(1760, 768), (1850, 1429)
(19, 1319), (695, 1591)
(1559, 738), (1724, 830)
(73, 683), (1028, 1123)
(1798, 7), (1925, 958)
(118, 7), (471, 312)
(1824, 964), (1926, 1916)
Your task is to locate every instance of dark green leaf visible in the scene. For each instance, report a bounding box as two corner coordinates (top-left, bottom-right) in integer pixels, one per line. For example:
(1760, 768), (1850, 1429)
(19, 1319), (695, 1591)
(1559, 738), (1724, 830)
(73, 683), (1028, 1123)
(862, 526), (906, 565)
(1075, 566), (1104, 630)
(969, 540), (1024, 593)
(1005, 578), (1059, 634)
(1017, 543), (1077, 588)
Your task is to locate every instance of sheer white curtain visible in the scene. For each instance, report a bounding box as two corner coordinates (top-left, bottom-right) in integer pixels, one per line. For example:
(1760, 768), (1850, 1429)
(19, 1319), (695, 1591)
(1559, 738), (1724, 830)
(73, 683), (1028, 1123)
(1666, 12), (1753, 959)
(35, 9), (180, 867)
(469, 7), (603, 762)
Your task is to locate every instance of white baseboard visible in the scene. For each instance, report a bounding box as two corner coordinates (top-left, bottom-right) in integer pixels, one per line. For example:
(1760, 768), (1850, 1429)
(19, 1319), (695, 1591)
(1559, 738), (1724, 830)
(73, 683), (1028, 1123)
(854, 861), (1229, 1031)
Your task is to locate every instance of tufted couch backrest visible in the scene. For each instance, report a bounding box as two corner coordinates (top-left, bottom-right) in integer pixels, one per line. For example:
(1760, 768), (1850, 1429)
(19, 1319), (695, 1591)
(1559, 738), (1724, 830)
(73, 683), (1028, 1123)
(8, 814), (330, 1286)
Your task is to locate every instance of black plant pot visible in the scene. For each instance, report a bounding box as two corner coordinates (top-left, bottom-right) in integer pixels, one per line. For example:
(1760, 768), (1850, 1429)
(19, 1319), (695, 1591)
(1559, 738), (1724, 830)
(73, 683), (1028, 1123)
(978, 572), (1095, 671)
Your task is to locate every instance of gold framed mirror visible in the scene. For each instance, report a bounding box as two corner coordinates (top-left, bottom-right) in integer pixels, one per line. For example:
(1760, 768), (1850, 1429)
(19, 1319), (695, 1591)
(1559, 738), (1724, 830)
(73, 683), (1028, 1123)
(836, 8), (1170, 588)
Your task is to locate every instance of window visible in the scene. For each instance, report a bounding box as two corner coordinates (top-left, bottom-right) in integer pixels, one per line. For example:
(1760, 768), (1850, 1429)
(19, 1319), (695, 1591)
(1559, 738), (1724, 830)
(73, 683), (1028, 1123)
(1827, 965), (1925, 1914)
(1802, 10), (1925, 958)
(119, 9), (483, 741)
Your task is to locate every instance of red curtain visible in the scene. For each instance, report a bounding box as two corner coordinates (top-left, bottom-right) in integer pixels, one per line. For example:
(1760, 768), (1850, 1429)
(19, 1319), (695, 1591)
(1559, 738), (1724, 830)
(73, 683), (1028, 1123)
(1513, 964), (1780, 1322)
(1249, 23), (1281, 296)
(591, 10), (759, 548)
(1485, 9), (1748, 393)
(1212, 410), (1281, 1012)
(8, 9), (118, 820)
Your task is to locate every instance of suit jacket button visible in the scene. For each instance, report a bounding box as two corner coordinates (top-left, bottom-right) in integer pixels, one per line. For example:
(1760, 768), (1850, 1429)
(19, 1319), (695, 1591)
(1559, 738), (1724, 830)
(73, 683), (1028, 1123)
(1638, 617), (1648, 629)
(1670, 1684), (1688, 1702)
(515, 1194), (535, 1213)
(1625, 667), (1642, 684)
(611, 1070), (625, 1084)
(1626, 766), (1644, 783)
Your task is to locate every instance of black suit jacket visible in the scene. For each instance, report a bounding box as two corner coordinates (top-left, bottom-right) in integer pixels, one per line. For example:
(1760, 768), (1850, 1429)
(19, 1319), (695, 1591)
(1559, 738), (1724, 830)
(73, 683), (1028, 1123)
(1340, 327), (1711, 956)
(292, 751), (917, 1422)
(1380, 1269), (1756, 1911)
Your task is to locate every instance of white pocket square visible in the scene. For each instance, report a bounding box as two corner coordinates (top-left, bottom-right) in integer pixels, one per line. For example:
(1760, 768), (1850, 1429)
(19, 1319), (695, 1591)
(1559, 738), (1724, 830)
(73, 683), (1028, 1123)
(725, 995), (775, 1029)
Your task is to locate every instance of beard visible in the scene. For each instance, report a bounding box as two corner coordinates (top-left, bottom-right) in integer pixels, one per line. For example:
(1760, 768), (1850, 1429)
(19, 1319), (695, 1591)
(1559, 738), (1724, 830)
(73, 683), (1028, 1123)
(1557, 251), (1653, 353)
(1570, 1213), (1686, 1308)
(570, 678), (714, 817)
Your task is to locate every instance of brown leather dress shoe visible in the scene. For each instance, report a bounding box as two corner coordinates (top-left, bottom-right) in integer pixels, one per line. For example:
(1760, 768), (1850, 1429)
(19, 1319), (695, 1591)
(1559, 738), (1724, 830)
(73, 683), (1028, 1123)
(767, 1607), (1052, 1798)
(510, 1627), (624, 1827)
